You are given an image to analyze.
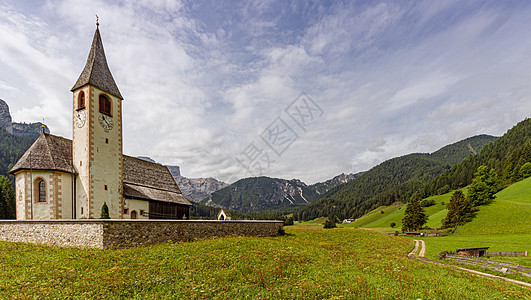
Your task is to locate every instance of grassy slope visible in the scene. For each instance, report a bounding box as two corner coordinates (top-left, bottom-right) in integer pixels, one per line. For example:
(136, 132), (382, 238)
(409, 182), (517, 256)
(343, 193), (453, 233)
(0, 228), (529, 299)
(421, 177), (531, 281)
(456, 176), (531, 235)
(349, 177), (531, 235)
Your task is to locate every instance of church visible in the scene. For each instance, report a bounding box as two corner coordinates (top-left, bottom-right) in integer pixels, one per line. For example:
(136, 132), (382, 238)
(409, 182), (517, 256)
(9, 24), (192, 220)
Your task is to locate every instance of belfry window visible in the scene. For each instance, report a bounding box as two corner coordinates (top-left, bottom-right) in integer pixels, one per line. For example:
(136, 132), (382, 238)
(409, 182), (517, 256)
(99, 94), (112, 116)
(78, 91), (85, 109)
(38, 180), (46, 202)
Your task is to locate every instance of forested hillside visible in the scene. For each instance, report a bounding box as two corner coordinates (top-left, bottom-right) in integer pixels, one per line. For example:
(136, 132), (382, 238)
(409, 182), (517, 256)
(424, 118), (531, 194)
(200, 173), (361, 213)
(0, 128), (34, 180)
(202, 177), (319, 212)
(296, 134), (497, 221)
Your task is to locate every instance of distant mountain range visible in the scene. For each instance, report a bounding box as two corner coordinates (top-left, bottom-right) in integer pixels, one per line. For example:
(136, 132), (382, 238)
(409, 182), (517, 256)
(0, 99), (49, 140)
(168, 166), (229, 202)
(137, 157), (229, 202)
(137, 156), (361, 213)
(200, 172), (362, 212)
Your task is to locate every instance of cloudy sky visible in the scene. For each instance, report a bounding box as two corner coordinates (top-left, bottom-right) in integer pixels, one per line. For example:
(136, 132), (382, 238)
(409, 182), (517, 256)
(1, 0), (531, 184)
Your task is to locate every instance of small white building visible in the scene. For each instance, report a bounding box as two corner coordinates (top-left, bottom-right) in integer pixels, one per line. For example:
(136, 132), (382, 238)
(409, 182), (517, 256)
(217, 209), (232, 220)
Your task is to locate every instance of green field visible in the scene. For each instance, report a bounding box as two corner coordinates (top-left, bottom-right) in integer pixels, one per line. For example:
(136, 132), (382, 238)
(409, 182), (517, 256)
(0, 228), (529, 299)
(341, 176), (531, 283)
(342, 193), (454, 233)
(456, 176), (531, 235)
(420, 178), (531, 279)
(347, 176), (531, 236)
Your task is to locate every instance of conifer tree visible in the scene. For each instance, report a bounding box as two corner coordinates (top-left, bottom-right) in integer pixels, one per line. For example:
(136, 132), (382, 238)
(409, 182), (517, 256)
(0, 176), (15, 219)
(401, 198), (428, 232)
(100, 202), (110, 219)
(442, 190), (474, 231)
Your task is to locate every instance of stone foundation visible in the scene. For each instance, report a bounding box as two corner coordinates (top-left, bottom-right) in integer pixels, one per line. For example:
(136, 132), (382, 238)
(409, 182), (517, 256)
(0, 220), (284, 249)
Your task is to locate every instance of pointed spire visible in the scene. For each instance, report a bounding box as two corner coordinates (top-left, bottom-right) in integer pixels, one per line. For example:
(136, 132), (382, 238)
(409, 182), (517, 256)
(71, 25), (123, 99)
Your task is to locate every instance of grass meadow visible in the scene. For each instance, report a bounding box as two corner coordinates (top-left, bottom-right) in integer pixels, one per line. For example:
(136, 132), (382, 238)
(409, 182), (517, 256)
(340, 192), (453, 233)
(1, 228), (530, 299)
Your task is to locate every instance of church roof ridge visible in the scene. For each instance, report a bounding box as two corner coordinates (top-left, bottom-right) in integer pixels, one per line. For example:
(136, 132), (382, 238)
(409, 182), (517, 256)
(9, 133), (75, 174)
(71, 27), (123, 99)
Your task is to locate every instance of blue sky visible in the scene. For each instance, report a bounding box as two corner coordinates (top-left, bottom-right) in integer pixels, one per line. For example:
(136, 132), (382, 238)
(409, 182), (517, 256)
(1, 0), (531, 183)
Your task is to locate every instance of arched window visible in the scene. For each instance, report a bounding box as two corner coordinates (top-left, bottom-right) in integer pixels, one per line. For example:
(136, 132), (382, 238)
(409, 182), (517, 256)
(78, 91), (85, 109)
(130, 210), (137, 219)
(99, 94), (112, 116)
(38, 180), (46, 202)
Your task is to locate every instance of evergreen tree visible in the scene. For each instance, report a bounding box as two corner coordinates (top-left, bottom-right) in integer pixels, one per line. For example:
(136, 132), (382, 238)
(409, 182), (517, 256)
(442, 190), (474, 230)
(467, 166), (501, 206)
(100, 202), (110, 219)
(401, 198), (428, 232)
(520, 162), (531, 179)
(0, 176), (15, 219)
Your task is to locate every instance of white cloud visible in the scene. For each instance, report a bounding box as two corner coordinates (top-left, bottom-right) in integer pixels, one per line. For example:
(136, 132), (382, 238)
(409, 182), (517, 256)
(2, 1), (531, 184)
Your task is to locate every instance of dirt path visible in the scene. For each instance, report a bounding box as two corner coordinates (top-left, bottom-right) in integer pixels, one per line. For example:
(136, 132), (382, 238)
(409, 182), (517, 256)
(409, 239), (531, 288)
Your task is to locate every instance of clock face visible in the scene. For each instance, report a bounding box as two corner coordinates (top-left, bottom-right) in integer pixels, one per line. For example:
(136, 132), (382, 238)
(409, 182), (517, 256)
(75, 110), (86, 128)
(98, 114), (114, 132)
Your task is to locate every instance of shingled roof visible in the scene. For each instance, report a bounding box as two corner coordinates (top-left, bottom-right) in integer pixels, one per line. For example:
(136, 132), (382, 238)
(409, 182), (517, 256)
(9, 133), (74, 174)
(123, 156), (191, 206)
(10, 134), (190, 206)
(71, 27), (123, 99)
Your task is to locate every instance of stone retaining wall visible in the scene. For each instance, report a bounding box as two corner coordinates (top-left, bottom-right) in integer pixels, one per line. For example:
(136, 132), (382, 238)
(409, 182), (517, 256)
(0, 220), (284, 249)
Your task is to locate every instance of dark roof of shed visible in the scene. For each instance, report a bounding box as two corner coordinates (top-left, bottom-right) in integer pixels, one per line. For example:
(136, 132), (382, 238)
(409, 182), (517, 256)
(10, 134), (191, 206)
(71, 27), (123, 99)
(9, 133), (74, 174)
(456, 247), (490, 251)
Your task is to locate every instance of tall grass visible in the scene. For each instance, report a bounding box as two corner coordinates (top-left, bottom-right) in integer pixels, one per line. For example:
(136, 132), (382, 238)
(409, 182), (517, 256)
(0, 228), (529, 299)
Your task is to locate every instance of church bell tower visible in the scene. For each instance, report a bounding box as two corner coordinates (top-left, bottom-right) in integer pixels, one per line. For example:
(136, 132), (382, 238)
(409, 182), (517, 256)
(71, 23), (124, 219)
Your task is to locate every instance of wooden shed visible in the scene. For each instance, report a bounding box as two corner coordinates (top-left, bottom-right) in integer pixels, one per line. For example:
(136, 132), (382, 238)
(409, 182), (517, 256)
(456, 247), (489, 257)
(406, 232), (424, 237)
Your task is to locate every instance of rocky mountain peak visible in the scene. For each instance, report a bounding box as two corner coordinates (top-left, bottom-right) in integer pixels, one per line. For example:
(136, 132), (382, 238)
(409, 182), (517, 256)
(0, 98), (49, 139)
(0, 99), (13, 134)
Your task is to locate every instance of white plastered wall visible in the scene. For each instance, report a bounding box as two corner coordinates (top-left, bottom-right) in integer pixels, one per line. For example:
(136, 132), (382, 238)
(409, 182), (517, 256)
(124, 198), (149, 219)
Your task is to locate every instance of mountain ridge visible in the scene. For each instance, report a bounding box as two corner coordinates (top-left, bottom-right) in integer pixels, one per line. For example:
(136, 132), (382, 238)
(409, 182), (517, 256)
(296, 134), (498, 221)
(201, 172), (362, 212)
(0, 99), (49, 140)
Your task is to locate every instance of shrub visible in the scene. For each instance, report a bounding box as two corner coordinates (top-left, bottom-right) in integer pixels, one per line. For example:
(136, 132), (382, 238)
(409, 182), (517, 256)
(390, 222), (396, 228)
(323, 218), (337, 229)
(283, 217), (294, 226)
(394, 231), (399, 236)
(438, 251), (453, 259)
(420, 199), (435, 207)
(441, 201), (445, 206)
(380, 210), (384, 214)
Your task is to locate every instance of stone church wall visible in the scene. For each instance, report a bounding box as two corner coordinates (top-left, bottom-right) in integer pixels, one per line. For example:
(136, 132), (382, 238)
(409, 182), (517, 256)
(0, 220), (283, 249)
